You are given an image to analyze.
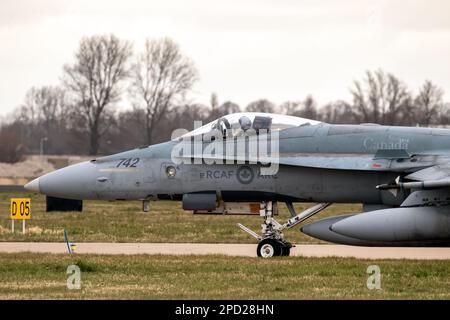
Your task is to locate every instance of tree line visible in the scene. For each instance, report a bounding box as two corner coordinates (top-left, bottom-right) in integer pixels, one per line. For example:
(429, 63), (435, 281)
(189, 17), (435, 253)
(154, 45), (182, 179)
(0, 34), (448, 162)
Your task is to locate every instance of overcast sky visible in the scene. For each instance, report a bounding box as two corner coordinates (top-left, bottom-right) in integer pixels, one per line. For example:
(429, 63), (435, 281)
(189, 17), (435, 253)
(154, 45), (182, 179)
(1, 0), (450, 116)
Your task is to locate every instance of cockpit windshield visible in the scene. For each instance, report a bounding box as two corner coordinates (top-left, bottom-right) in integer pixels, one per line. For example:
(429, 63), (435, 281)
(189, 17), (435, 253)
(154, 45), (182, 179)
(178, 112), (321, 140)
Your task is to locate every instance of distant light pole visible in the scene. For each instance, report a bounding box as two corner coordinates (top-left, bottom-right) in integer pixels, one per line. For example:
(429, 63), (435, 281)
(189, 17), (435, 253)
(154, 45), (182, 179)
(40, 137), (48, 162)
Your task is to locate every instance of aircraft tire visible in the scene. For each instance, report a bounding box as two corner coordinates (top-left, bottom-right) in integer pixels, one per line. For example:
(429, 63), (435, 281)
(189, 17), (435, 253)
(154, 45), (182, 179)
(281, 246), (291, 256)
(257, 239), (282, 258)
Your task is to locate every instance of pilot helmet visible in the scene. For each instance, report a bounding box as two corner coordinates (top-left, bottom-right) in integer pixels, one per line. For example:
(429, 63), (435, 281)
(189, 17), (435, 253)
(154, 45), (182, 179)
(239, 116), (252, 131)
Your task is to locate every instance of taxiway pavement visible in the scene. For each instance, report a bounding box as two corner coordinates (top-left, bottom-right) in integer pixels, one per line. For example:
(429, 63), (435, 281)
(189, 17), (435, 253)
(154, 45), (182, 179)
(0, 242), (449, 259)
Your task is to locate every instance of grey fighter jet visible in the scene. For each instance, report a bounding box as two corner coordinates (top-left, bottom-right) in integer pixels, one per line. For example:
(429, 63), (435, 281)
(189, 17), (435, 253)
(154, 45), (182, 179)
(25, 112), (450, 257)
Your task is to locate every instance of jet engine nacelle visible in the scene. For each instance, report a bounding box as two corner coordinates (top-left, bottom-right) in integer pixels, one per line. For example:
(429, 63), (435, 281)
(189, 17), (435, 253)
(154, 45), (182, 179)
(302, 206), (450, 247)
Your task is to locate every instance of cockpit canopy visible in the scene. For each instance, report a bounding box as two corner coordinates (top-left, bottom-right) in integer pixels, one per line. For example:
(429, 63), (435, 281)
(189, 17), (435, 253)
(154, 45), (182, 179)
(179, 112), (321, 140)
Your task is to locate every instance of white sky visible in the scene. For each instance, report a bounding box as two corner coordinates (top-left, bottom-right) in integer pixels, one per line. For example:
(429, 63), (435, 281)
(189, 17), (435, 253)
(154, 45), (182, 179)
(1, 0), (450, 117)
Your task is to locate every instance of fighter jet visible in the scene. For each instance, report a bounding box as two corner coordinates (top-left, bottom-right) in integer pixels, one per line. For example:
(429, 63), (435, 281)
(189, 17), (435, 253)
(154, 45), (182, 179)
(25, 112), (450, 257)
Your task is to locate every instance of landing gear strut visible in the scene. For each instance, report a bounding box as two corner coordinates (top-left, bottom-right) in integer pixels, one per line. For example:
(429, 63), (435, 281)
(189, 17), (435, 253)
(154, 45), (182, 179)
(238, 201), (330, 258)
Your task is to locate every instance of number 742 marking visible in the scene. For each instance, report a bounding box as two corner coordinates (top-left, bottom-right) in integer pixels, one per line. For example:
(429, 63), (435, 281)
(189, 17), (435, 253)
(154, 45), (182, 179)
(116, 158), (140, 168)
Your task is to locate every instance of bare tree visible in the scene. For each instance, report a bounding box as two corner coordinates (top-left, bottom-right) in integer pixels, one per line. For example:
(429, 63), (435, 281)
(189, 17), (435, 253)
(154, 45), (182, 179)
(385, 74), (411, 125)
(300, 95), (318, 119)
(16, 86), (68, 154)
(350, 69), (410, 125)
(210, 92), (219, 117)
(129, 37), (198, 145)
(0, 123), (26, 163)
(22, 86), (66, 132)
(171, 103), (210, 131)
(320, 100), (356, 124)
(208, 101), (241, 120)
(279, 95), (318, 119)
(279, 101), (301, 116)
(99, 107), (144, 153)
(246, 99), (276, 113)
(63, 34), (132, 155)
(414, 80), (444, 126)
(439, 103), (450, 126)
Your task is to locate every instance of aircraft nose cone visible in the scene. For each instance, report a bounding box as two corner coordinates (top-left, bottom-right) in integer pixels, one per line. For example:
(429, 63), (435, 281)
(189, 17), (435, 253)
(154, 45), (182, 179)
(24, 178), (40, 192)
(37, 161), (98, 199)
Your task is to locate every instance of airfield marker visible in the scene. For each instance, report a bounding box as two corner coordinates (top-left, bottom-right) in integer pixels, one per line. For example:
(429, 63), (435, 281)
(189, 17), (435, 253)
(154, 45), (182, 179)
(10, 198), (31, 234)
(64, 229), (73, 254)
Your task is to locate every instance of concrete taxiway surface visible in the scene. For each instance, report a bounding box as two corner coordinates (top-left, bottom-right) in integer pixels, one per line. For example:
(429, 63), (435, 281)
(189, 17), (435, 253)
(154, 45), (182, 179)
(0, 242), (449, 259)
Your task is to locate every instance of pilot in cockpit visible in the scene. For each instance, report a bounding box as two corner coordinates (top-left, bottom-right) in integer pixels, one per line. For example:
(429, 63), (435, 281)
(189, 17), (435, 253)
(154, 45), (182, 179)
(232, 115), (252, 137)
(212, 117), (231, 138)
(216, 115), (273, 138)
(177, 112), (320, 141)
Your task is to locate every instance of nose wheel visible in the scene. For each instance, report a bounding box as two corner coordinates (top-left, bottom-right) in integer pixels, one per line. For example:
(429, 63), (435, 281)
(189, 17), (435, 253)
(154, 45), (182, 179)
(238, 201), (331, 258)
(257, 239), (292, 257)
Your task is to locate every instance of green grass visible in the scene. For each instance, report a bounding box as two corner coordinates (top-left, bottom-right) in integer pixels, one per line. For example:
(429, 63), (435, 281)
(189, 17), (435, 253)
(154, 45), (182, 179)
(0, 252), (449, 299)
(0, 192), (361, 243)
(1, 192), (449, 300)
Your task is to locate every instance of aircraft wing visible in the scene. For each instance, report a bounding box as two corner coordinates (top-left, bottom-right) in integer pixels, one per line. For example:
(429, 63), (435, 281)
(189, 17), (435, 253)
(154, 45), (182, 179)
(404, 164), (450, 181)
(375, 162), (450, 206)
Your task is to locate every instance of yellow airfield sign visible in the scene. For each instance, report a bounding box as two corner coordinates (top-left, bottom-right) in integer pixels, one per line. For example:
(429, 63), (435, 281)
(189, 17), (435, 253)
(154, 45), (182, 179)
(10, 198), (31, 220)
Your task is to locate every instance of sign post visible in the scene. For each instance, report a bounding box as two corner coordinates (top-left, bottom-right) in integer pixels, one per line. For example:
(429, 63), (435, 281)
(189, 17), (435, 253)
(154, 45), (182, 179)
(10, 198), (31, 234)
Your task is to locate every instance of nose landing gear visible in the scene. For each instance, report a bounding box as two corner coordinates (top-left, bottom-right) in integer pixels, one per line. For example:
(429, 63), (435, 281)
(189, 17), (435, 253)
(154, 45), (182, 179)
(238, 201), (330, 258)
